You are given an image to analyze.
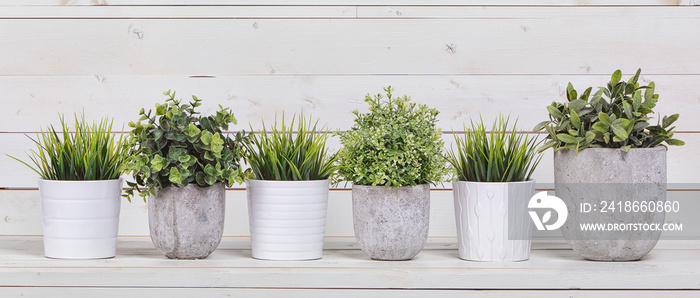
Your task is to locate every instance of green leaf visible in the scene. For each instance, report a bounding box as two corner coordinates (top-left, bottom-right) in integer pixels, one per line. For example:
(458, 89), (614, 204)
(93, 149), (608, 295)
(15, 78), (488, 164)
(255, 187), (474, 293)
(592, 122), (609, 133)
(568, 99), (587, 111)
(556, 133), (578, 144)
(628, 68), (641, 85)
(184, 123), (201, 137)
(585, 131), (596, 143)
(570, 110), (580, 130)
(665, 139), (685, 146)
(579, 87), (592, 101)
(632, 91), (642, 110)
(200, 131), (212, 145)
(155, 103), (166, 116)
(611, 122), (629, 140)
(546, 105), (565, 119)
(621, 145), (631, 152)
(644, 82), (655, 100)
(623, 101), (633, 119)
(537, 140), (557, 153)
(533, 121), (549, 132)
(662, 114), (679, 128)
(611, 70), (622, 85)
(204, 175), (216, 185)
(598, 112), (611, 125)
(169, 167), (183, 185)
(566, 83), (577, 102)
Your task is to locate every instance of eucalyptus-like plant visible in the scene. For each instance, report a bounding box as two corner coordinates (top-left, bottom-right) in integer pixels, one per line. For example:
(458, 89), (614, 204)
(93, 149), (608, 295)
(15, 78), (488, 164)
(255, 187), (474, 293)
(123, 90), (251, 200)
(336, 86), (448, 186)
(8, 114), (129, 181)
(447, 115), (542, 183)
(245, 113), (338, 181)
(535, 69), (684, 154)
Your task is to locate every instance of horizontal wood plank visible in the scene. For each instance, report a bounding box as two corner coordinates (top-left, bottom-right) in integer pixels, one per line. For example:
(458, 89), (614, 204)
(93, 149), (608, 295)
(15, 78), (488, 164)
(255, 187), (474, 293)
(1, 17), (699, 75)
(2, 75), (697, 132)
(2, 6), (700, 19)
(0, 237), (699, 290)
(3, 0), (699, 6)
(1, 288), (699, 298)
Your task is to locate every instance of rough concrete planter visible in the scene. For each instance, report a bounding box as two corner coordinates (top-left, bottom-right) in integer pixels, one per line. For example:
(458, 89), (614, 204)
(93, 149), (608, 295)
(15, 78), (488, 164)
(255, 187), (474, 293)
(453, 180), (534, 262)
(247, 179), (329, 261)
(39, 178), (123, 259)
(554, 147), (666, 261)
(149, 183), (225, 259)
(352, 184), (430, 261)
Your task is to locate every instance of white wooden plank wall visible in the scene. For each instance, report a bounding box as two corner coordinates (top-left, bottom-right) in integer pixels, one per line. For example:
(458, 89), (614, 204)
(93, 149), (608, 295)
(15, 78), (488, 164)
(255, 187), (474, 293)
(0, 1), (698, 241)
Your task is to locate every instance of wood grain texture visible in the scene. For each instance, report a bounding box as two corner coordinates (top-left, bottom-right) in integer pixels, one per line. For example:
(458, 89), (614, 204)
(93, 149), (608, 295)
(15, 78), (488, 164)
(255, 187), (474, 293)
(0, 237), (699, 290)
(1, 16), (699, 76)
(2, 6), (700, 19)
(3, 0), (699, 6)
(2, 288), (700, 298)
(2, 75), (697, 132)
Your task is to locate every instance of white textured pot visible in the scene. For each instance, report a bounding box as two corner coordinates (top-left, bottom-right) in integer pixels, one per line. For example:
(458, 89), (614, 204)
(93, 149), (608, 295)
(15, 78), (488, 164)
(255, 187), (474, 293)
(149, 183), (225, 259)
(247, 179), (329, 260)
(352, 184), (430, 261)
(453, 180), (534, 262)
(38, 178), (123, 259)
(554, 147), (666, 261)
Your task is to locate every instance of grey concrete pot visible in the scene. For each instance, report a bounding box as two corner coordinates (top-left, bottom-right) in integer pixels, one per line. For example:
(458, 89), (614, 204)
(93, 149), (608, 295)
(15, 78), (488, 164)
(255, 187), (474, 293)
(352, 184), (430, 261)
(554, 147), (666, 261)
(149, 183), (225, 259)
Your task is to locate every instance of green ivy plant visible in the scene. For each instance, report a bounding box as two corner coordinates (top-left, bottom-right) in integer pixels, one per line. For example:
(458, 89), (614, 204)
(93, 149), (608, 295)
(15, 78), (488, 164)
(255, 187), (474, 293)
(8, 114), (129, 181)
(336, 86), (448, 186)
(534, 69), (684, 154)
(447, 115), (542, 182)
(123, 90), (251, 200)
(245, 113), (339, 181)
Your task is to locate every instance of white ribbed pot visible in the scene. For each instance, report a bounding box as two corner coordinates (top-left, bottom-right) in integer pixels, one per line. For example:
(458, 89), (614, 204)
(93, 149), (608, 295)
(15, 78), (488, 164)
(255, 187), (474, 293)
(352, 184), (430, 261)
(247, 179), (330, 261)
(453, 180), (534, 262)
(554, 147), (666, 261)
(38, 178), (123, 259)
(149, 183), (226, 259)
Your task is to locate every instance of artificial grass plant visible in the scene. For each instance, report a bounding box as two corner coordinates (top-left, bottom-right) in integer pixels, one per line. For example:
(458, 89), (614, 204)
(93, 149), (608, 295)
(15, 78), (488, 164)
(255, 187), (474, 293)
(447, 115), (542, 182)
(9, 113), (129, 181)
(245, 113), (338, 181)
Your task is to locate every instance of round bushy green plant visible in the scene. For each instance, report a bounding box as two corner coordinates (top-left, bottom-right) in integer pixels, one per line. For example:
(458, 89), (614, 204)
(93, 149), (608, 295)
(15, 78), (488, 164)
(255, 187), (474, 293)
(535, 69), (684, 154)
(245, 113), (339, 181)
(124, 90), (251, 200)
(336, 86), (448, 186)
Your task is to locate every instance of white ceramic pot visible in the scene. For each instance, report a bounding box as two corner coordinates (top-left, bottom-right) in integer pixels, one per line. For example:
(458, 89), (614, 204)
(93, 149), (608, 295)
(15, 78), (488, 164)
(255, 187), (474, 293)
(38, 178), (123, 259)
(453, 180), (534, 262)
(247, 179), (329, 260)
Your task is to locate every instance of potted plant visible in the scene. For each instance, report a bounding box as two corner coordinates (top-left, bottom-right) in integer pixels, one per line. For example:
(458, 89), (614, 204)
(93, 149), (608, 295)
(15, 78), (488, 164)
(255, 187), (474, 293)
(245, 113), (338, 261)
(446, 115), (542, 262)
(124, 90), (250, 259)
(337, 86), (448, 261)
(9, 114), (129, 259)
(535, 69), (684, 261)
